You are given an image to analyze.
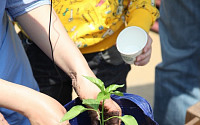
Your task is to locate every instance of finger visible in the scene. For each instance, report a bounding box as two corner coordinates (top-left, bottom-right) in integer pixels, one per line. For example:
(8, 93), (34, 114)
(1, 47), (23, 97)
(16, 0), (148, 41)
(113, 100), (122, 117)
(135, 47), (151, 66)
(135, 54), (151, 66)
(0, 113), (9, 125)
(103, 99), (121, 125)
(104, 111), (120, 125)
(143, 35), (152, 53)
(136, 47), (152, 62)
(60, 120), (70, 125)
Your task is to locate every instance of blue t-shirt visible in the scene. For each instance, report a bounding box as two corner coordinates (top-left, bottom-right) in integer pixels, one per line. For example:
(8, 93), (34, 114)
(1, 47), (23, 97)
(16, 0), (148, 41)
(0, 0), (50, 124)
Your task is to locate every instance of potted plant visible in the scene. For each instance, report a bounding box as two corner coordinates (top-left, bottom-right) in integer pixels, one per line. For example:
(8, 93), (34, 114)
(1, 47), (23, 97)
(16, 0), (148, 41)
(60, 76), (138, 125)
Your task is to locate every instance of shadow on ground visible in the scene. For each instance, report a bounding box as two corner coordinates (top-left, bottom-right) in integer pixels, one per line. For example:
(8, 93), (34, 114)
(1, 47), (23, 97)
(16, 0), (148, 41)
(127, 83), (155, 108)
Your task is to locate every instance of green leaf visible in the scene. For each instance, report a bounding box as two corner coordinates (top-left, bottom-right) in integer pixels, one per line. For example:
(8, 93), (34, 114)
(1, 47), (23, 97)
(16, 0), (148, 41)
(83, 76), (105, 91)
(82, 99), (100, 110)
(111, 91), (124, 96)
(119, 115), (138, 125)
(103, 92), (111, 100)
(60, 105), (87, 122)
(105, 84), (124, 93)
(96, 91), (105, 102)
(96, 92), (110, 102)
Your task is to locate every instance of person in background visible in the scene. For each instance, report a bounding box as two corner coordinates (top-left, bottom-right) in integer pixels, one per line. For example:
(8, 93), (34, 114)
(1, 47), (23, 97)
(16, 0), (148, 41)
(0, 0), (121, 125)
(153, 0), (200, 125)
(18, 0), (159, 105)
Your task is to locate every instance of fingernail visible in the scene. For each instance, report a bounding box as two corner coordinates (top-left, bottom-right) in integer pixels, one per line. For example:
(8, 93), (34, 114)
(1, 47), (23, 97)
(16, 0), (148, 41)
(135, 62), (139, 66)
(144, 48), (147, 53)
(137, 57), (140, 61)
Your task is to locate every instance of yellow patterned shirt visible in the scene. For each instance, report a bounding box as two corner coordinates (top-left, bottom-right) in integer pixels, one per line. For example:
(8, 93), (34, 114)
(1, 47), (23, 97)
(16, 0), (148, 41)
(53, 0), (159, 54)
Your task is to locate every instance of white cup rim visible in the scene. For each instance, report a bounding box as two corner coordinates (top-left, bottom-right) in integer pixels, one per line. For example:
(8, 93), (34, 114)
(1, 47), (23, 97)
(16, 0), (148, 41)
(116, 26), (148, 55)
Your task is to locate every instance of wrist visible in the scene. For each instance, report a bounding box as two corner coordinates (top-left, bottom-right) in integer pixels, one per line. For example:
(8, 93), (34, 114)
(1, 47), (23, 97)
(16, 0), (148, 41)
(71, 73), (100, 100)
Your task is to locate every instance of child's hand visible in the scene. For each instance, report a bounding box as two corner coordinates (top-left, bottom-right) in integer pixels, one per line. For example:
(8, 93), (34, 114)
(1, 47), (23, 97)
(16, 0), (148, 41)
(134, 35), (152, 66)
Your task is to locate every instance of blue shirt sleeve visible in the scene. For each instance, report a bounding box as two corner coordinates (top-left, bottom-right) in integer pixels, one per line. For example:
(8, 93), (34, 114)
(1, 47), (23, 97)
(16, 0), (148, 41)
(6, 0), (50, 20)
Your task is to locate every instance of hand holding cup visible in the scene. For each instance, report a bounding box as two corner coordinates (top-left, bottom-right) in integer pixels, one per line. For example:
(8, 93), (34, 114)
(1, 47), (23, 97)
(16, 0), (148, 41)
(116, 26), (152, 65)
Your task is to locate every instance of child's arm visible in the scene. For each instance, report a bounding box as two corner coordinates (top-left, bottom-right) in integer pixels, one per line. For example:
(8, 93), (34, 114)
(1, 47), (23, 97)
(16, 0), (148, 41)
(126, 0), (159, 32)
(125, 0), (159, 66)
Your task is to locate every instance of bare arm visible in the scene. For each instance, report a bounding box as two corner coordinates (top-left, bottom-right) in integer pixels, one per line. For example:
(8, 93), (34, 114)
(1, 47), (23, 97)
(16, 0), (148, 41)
(0, 79), (69, 125)
(15, 5), (100, 99)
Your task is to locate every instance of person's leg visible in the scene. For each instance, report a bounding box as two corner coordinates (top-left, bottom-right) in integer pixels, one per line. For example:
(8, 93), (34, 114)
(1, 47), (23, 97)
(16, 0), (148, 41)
(154, 1), (200, 125)
(84, 46), (131, 92)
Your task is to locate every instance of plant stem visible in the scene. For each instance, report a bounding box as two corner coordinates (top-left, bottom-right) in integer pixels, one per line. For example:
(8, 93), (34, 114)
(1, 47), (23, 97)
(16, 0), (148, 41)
(98, 110), (101, 125)
(101, 99), (105, 125)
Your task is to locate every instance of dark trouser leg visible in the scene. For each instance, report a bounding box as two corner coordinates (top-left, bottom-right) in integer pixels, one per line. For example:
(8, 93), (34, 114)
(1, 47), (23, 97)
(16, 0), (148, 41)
(25, 43), (72, 105)
(84, 46), (131, 92)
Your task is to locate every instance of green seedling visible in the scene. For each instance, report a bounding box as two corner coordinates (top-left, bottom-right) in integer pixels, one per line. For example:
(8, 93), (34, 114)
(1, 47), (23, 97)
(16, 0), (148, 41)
(61, 76), (138, 125)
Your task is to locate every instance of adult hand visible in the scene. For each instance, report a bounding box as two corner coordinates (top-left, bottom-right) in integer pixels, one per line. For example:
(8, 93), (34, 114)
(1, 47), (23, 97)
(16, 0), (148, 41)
(25, 93), (70, 125)
(0, 113), (9, 125)
(134, 35), (152, 66)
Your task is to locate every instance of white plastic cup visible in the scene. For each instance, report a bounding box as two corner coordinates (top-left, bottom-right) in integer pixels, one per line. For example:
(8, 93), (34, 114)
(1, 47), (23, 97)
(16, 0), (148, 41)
(116, 26), (148, 64)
